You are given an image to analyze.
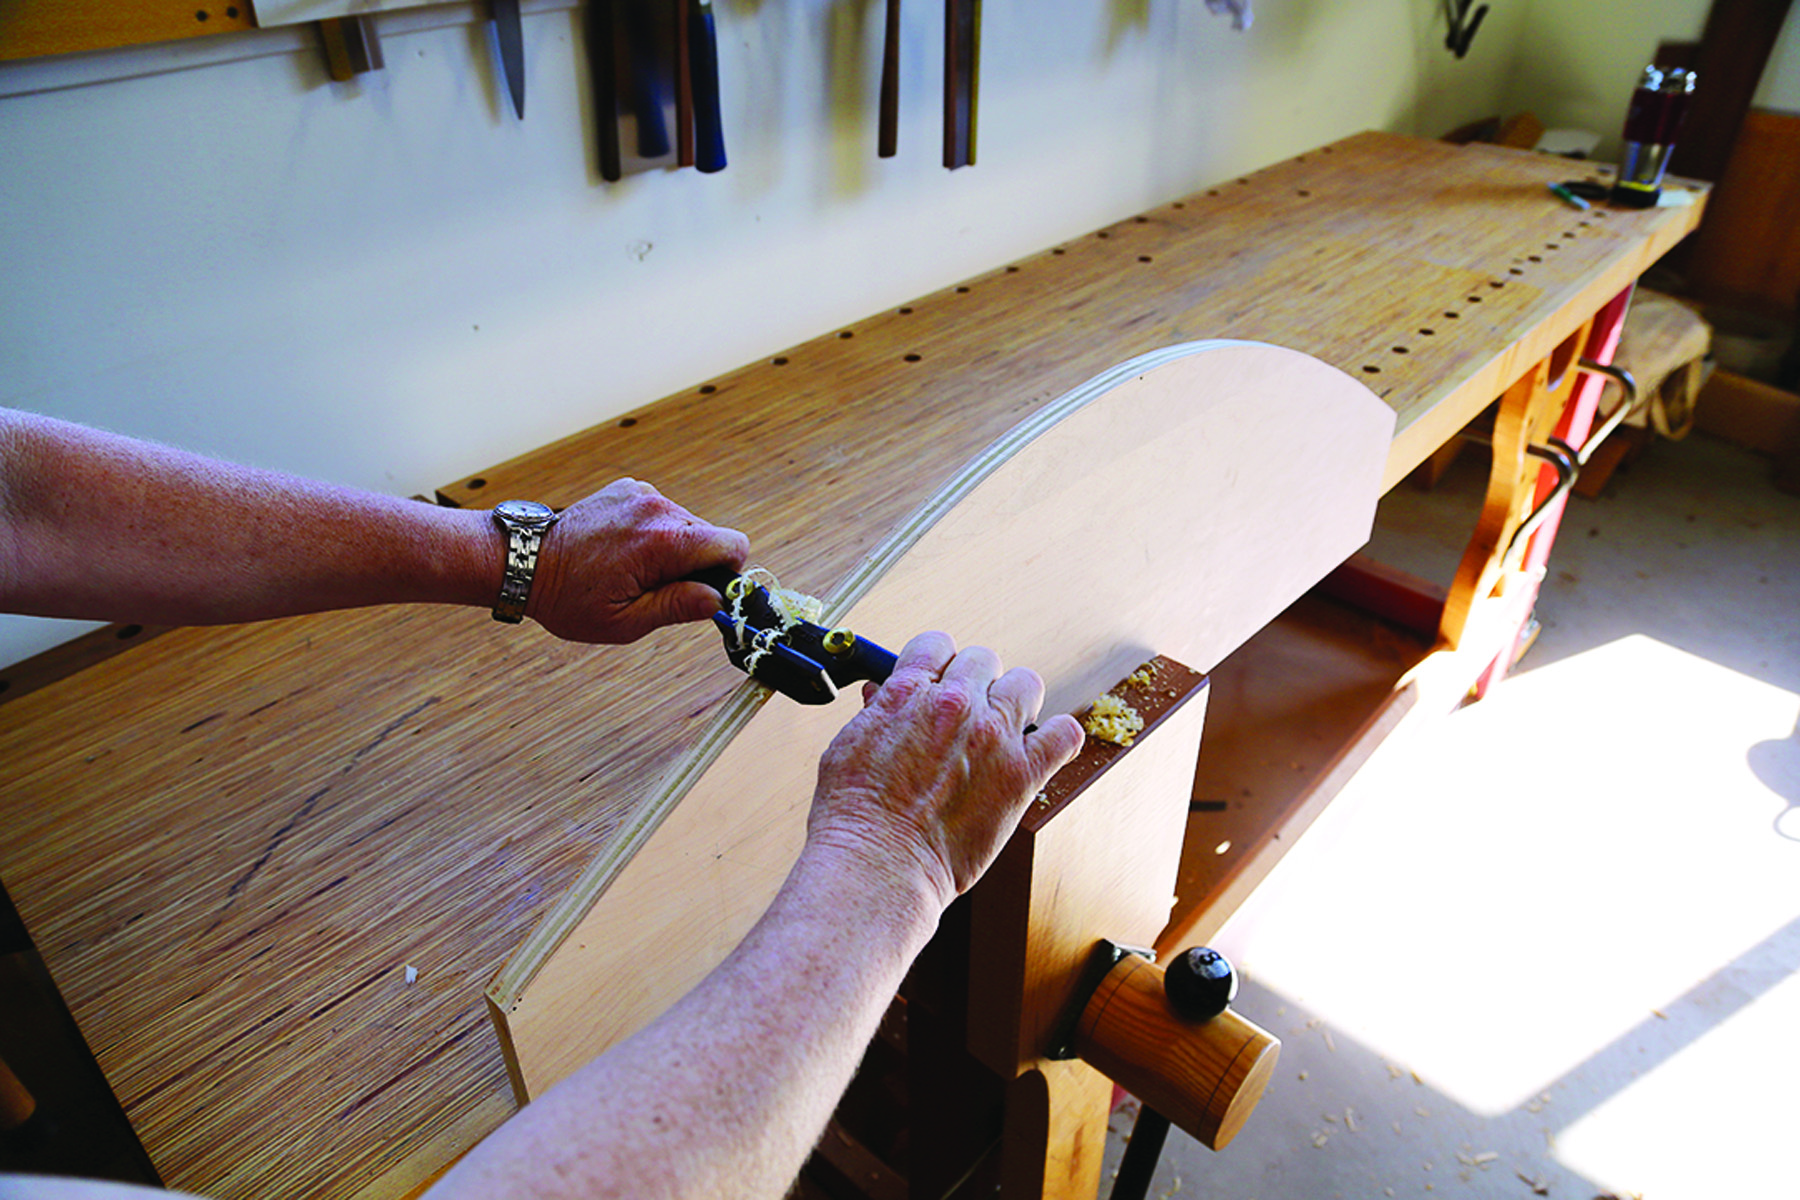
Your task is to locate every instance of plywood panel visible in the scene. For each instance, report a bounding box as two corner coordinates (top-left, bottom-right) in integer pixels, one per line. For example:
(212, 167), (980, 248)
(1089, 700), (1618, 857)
(488, 341), (1393, 1100)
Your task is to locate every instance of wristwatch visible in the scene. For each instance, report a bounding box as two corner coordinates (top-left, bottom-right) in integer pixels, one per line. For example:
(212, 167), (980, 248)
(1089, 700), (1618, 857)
(490, 499), (560, 624)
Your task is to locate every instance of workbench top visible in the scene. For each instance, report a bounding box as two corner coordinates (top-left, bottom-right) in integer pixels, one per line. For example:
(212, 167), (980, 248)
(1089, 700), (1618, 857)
(0, 131), (1703, 1200)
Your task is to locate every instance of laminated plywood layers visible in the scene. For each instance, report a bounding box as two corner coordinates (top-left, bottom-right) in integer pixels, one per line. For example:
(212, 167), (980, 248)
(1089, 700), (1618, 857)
(487, 340), (1394, 1101)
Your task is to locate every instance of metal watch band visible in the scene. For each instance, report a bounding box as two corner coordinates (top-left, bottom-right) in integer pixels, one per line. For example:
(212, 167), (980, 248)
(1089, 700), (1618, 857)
(491, 501), (558, 624)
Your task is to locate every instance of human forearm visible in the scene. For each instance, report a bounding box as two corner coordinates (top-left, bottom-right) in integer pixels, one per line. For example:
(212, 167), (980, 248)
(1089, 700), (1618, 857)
(0, 409), (496, 626)
(0, 410), (748, 639)
(433, 843), (940, 1200)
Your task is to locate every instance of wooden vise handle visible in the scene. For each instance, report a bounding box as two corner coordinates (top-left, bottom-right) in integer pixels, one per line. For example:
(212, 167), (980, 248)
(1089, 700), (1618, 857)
(1073, 953), (1279, 1150)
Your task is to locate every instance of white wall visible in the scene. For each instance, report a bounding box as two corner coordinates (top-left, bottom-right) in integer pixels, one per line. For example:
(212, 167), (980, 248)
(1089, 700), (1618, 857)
(0, 0), (1526, 668)
(1498, 0), (1713, 159)
(1753, 3), (1800, 111)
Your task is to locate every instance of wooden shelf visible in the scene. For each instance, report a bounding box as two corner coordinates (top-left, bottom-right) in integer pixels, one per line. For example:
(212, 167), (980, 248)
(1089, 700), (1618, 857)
(1160, 585), (1434, 957)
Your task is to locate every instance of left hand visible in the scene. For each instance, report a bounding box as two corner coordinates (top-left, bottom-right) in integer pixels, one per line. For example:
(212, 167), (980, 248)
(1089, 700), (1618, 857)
(523, 479), (748, 644)
(806, 632), (1085, 911)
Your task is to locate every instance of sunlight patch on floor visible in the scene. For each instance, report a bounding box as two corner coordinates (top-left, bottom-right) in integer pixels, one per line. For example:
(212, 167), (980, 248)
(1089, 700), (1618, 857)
(1214, 633), (1800, 1118)
(1554, 963), (1800, 1197)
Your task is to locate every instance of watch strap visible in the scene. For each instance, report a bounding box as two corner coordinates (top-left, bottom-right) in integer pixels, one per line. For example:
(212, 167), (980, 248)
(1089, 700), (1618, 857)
(491, 502), (557, 624)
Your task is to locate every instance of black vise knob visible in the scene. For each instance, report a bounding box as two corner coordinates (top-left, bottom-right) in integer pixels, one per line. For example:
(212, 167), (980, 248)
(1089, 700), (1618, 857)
(1163, 947), (1239, 1023)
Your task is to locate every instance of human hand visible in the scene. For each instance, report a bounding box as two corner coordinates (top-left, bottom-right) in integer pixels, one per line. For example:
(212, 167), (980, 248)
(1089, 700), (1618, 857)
(806, 632), (1085, 912)
(523, 479), (749, 644)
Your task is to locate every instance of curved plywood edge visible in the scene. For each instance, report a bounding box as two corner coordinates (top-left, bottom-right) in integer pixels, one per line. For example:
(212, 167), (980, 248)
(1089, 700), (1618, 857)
(487, 341), (1395, 1100)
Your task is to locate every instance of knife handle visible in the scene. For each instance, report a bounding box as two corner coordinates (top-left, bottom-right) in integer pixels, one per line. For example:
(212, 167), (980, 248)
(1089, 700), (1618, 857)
(587, 0), (623, 181)
(878, 0), (900, 158)
(624, 0), (671, 159)
(690, 0), (727, 172)
(674, 0), (694, 167)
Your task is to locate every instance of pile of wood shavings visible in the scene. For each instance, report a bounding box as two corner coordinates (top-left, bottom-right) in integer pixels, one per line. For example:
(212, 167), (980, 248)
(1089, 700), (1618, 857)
(1082, 692), (1145, 746)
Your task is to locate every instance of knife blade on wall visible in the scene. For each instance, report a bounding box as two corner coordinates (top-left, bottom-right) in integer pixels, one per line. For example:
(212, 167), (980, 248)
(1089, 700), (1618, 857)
(492, 0), (526, 118)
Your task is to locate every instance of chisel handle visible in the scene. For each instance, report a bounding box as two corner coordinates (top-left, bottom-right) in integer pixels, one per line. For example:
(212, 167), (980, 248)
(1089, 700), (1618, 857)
(587, 0), (623, 181)
(690, 0), (727, 172)
(878, 0), (900, 157)
(624, 0), (670, 158)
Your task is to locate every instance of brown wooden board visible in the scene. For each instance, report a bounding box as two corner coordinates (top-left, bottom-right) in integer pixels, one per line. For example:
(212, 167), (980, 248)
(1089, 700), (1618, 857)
(487, 341), (1392, 1101)
(0, 1), (254, 62)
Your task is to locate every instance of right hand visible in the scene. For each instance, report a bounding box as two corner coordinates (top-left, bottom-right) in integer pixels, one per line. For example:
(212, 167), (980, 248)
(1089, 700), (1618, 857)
(523, 479), (748, 644)
(805, 632), (1085, 912)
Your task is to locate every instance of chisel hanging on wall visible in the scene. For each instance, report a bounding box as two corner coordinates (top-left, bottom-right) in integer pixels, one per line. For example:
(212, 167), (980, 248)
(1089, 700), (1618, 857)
(879, 0), (901, 157)
(943, 0), (979, 168)
(587, 0), (624, 180)
(690, 0), (727, 171)
(492, 0), (526, 118)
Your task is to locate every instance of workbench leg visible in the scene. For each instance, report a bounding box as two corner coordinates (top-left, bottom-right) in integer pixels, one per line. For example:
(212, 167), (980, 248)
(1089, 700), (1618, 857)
(1471, 287), (1633, 697)
(999, 1059), (1114, 1200)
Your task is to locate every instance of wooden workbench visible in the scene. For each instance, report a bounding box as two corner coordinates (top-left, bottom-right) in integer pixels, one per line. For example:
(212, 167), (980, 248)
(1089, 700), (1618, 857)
(0, 131), (1704, 1199)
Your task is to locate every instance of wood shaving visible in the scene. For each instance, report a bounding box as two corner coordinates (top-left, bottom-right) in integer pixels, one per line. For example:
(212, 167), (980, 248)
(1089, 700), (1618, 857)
(1312, 1132), (1330, 1148)
(1083, 692), (1145, 746)
(1515, 1171), (1550, 1195)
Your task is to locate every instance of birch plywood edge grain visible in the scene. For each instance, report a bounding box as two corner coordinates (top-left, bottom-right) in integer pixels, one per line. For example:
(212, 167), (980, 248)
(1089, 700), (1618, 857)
(486, 341), (1395, 1101)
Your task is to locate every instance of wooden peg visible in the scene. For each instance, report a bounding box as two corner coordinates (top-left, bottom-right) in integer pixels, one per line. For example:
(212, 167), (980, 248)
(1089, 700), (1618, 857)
(1073, 953), (1279, 1150)
(0, 1053), (37, 1133)
(318, 16), (383, 83)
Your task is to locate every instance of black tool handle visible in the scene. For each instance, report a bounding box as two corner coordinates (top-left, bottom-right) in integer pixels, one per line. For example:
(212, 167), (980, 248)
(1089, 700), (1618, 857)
(685, 563), (740, 600)
(588, 0), (623, 181)
(878, 0), (901, 157)
(690, 0), (728, 172)
(624, 0), (671, 158)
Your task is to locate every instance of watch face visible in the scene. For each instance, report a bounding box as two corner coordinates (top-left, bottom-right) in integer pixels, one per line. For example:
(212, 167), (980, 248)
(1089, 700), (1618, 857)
(495, 499), (556, 527)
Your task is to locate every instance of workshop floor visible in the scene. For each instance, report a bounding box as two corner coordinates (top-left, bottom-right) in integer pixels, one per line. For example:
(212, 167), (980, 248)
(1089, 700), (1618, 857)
(1103, 432), (1800, 1199)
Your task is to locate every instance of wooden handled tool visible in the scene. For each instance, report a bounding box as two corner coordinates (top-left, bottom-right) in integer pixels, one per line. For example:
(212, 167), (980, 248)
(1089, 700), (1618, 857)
(689, 0), (727, 172)
(624, 0), (671, 157)
(587, 0), (624, 181)
(1070, 945), (1279, 1151)
(943, 0), (979, 168)
(673, 0), (693, 166)
(878, 0), (901, 157)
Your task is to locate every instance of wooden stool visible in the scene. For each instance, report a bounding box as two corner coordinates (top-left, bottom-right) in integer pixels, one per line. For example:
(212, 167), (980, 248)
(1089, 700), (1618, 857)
(1575, 289), (1712, 496)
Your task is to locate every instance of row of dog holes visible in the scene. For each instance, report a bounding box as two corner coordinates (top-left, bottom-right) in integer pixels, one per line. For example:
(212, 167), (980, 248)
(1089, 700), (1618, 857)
(675, 165), (1600, 395)
(1359, 214), (1606, 378)
(474, 168), (1365, 476)
(687, 241), (1147, 383)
